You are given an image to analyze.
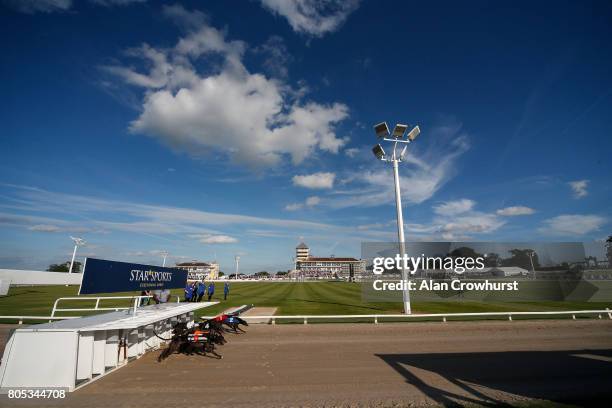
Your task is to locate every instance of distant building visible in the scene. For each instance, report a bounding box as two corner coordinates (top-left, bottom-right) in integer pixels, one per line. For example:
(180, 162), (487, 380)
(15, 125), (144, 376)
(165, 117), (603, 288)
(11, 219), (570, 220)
(293, 242), (366, 281)
(175, 261), (219, 281)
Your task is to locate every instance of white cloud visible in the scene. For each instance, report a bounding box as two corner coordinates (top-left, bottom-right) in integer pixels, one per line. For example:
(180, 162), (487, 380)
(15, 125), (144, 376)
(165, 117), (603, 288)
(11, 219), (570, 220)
(344, 147), (359, 157)
(496, 206), (535, 216)
(285, 195), (321, 211)
(28, 224), (61, 232)
(434, 199), (475, 216)
(253, 35), (293, 78)
(5, 0), (145, 13)
(260, 0), (360, 37)
(292, 172), (335, 189)
(305, 196), (321, 206)
(105, 5), (349, 169)
(4, 0), (71, 13)
(568, 180), (589, 199)
(197, 234), (238, 244)
(539, 214), (606, 236)
(327, 118), (470, 208)
(284, 203), (303, 211)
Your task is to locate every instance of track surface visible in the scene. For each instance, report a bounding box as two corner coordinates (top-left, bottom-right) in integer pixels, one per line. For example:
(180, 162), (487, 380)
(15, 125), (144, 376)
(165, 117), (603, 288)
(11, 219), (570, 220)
(2, 320), (612, 407)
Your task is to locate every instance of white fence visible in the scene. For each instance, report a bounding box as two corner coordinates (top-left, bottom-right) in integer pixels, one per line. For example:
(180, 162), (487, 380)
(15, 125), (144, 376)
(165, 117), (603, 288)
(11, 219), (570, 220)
(200, 309), (612, 324)
(3, 309), (611, 326)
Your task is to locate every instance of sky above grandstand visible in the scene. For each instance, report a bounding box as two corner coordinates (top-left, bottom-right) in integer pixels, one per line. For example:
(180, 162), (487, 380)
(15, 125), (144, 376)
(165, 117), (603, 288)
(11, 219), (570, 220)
(1, 0), (611, 273)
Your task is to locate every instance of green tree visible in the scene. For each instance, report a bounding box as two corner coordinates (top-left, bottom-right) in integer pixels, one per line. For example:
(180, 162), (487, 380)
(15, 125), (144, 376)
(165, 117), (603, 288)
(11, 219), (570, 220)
(218, 271), (225, 277)
(501, 249), (539, 270)
(254, 271), (270, 278)
(47, 261), (82, 273)
(484, 253), (501, 267)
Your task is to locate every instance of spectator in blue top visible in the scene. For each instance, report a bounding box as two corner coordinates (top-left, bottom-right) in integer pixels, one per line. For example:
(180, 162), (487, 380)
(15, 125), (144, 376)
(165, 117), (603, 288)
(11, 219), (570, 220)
(184, 283), (193, 302)
(224, 282), (230, 300)
(197, 281), (206, 302)
(207, 282), (215, 301)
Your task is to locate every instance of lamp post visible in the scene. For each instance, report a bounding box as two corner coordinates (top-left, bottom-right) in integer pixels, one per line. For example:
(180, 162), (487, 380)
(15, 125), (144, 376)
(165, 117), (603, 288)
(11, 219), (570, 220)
(372, 122), (421, 315)
(235, 255), (240, 280)
(69, 236), (86, 273)
(160, 251), (169, 267)
(527, 250), (536, 280)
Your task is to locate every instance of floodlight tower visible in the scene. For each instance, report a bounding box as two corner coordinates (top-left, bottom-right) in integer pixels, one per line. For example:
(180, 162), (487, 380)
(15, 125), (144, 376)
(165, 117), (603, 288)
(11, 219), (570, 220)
(527, 250), (536, 280)
(160, 251), (169, 267)
(372, 122), (421, 315)
(235, 255), (240, 280)
(69, 236), (86, 274)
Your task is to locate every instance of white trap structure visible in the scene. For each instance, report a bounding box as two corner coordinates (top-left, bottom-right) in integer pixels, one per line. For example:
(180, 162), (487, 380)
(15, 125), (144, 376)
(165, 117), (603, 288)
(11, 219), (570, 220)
(0, 300), (217, 391)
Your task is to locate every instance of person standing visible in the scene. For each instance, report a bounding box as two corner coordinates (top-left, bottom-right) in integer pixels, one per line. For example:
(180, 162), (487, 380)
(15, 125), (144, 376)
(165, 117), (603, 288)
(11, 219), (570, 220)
(197, 281), (206, 302)
(184, 283), (193, 302)
(207, 282), (215, 301)
(191, 282), (198, 302)
(224, 282), (229, 300)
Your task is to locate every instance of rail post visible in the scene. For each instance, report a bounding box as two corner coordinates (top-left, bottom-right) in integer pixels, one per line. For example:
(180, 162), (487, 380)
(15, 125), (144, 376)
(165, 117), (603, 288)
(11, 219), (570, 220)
(304, 317), (307, 325)
(607, 308), (612, 319)
(374, 316), (378, 324)
(508, 314), (512, 321)
(442, 316), (447, 323)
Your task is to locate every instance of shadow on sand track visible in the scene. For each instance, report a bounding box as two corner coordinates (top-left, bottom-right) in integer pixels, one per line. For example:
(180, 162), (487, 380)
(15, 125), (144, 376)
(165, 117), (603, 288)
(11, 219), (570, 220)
(377, 349), (612, 406)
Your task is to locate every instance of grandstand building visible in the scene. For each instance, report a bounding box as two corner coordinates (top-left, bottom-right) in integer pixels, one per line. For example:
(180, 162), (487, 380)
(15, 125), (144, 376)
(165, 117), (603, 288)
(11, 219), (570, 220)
(175, 261), (219, 281)
(292, 242), (366, 281)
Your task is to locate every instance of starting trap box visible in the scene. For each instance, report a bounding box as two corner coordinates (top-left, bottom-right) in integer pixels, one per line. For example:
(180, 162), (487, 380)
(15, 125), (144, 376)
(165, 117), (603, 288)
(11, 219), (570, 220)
(0, 301), (217, 392)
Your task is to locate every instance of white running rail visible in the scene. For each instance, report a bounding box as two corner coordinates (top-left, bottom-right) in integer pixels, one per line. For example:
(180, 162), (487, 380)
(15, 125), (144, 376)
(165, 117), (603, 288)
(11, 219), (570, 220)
(50, 295), (153, 318)
(201, 308), (612, 324)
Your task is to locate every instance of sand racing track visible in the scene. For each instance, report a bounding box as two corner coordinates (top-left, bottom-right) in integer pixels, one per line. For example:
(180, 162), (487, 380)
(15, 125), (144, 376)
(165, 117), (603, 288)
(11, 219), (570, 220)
(1, 319), (612, 407)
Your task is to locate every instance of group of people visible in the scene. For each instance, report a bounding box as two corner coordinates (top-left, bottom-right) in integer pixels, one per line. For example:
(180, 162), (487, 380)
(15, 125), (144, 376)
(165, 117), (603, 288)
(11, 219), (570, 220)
(184, 281), (229, 302)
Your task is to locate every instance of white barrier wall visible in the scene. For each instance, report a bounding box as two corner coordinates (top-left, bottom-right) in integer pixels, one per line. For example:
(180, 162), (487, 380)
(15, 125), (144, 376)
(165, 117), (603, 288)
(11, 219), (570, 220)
(0, 269), (83, 295)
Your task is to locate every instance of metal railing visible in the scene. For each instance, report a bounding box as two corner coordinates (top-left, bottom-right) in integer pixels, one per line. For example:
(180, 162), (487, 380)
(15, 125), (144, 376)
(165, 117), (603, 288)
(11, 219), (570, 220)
(0, 316), (80, 325)
(50, 295), (153, 318)
(201, 308), (612, 324)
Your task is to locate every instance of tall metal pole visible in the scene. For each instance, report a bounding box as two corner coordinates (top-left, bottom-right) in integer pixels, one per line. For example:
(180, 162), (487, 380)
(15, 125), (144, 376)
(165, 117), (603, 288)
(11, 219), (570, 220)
(392, 150), (411, 315)
(69, 244), (78, 274)
(528, 251), (536, 280)
(235, 255), (240, 280)
(162, 252), (168, 267)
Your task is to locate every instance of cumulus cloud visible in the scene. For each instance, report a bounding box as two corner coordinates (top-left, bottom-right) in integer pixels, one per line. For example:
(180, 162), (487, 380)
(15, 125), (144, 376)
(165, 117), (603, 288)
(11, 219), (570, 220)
(196, 234), (238, 244)
(292, 172), (335, 189)
(496, 206), (535, 216)
(260, 0), (360, 37)
(568, 180), (589, 199)
(105, 5), (349, 168)
(285, 195), (321, 211)
(327, 118), (470, 208)
(253, 35), (293, 78)
(433, 199), (475, 216)
(539, 214), (606, 236)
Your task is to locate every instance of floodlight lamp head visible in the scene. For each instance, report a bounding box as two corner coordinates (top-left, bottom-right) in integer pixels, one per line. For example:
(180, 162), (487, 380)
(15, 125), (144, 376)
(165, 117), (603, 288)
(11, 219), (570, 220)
(374, 122), (390, 138)
(392, 124), (408, 138)
(372, 144), (386, 160)
(407, 125), (420, 141)
(71, 236), (86, 246)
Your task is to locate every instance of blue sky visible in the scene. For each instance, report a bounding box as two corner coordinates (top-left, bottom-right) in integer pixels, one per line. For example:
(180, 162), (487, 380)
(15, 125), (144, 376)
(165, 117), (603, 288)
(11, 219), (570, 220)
(1, 0), (611, 273)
